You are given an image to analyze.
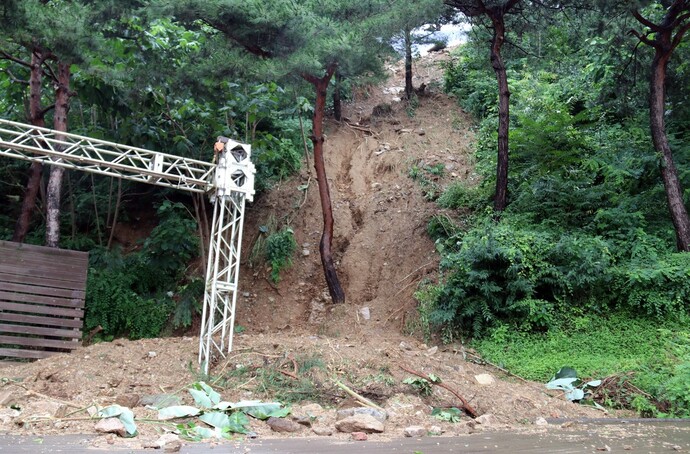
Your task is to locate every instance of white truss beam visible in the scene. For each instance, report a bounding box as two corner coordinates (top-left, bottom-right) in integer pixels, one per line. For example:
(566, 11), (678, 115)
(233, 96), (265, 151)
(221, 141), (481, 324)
(0, 118), (215, 193)
(0, 118), (256, 373)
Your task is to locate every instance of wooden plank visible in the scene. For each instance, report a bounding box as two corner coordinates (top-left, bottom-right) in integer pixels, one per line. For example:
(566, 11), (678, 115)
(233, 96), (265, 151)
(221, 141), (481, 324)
(0, 291), (84, 308)
(0, 323), (81, 339)
(0, 335), (79, 350)
(0, 260), (87, 278)
(0, 348), (57, 359)
(0, 312), (83, 329)
(0, 282), (85, 299)
(0, 253), (88, 267)
(0, 301), (83, 318)
(0, 240), (89, 260)
(0, 273), (87, 291)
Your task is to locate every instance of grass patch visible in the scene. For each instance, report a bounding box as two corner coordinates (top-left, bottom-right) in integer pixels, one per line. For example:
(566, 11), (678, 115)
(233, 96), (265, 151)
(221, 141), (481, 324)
(472, 312), (690, 417)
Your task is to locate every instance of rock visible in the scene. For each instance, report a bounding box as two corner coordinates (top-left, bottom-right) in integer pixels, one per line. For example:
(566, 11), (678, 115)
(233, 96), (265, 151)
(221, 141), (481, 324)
(399, 341), (413, 351)
(291, 415), (312, 427)
(417, 129), (426, 136)
(27, 400), (61, 418)
(242, 292), (251, 297)
(351, 432), (368, 441)
(335, 414), (385, 434)
(302, 249), (310, 257)
(115, 394), (140, 408)
(336, 407), (387, 423)
(308, 299), (326, 324)
(147, 351), (157, 358)
(0, 408), (20, 425)
(95, 417), (126, 437)
(429, 425), (443, 435)
(139, 394), (181, 409)
(404, 426), (426, 437)
(475, 413), (498, 426)
(425, 346), (438, 356)
(359, 307), (371, 320)
(312, 426), (333, 436)
(143, 433), (181, 449)
(0, 390), (19, 407)
(535, 417), (549, 426)
(301, 403), (325, 415)
(474, 374), (496, 386)
(266, 416), (303, 433)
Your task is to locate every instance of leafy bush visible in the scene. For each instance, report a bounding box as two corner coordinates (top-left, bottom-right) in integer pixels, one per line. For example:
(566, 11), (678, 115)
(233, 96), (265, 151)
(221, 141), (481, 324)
(265, 227), (297, 283)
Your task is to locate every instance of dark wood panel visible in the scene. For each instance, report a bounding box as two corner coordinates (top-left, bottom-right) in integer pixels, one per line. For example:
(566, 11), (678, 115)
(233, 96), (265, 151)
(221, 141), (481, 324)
(0, 335), (79, 350)
(0, 240), (89, 259)
(0, 301), (84, 318)
(0, 282), (85, 299)
(0, 291), (84, 308)
(0, 254), (87, 268)
(0, 348), (57, 359)
(0, 323), (81, 339)
(0, 273), (87, 291)
(0, 261), (87, 281)
(0, 312), (83, 328)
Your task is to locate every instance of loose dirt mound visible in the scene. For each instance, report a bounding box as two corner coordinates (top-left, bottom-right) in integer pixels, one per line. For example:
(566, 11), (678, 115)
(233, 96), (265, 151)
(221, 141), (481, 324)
(0, 49), (613, 449)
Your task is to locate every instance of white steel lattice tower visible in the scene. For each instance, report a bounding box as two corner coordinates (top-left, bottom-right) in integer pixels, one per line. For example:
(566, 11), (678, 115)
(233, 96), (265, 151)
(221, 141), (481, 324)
(0, 119), (256, 373)
(199, 137), (255, 373)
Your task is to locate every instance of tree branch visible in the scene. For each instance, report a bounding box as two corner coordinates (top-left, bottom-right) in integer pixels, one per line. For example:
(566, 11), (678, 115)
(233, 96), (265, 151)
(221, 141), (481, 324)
(4, 69), (29, 85)
(0, 49), (31, 68)
(632, 9), (662, 32)
(671, 21), (690, 51)
(629, 28), (656, 47)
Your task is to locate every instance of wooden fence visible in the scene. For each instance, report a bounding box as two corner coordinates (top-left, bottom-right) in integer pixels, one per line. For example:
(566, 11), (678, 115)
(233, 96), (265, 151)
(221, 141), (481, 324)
(0, 240), (88, 360)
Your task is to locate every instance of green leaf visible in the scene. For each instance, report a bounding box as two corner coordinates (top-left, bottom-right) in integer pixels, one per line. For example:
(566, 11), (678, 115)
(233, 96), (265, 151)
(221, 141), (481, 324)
(97, 405), (137, 436)
(199, 411), (230, 429)
(188, 382), (220, 409)
(226, 411), (250, 433)
(241, 402), (291, 420)
(158, 405), (202, 420)
(553, 367), (578, 380)
(546, 377), (578, 390)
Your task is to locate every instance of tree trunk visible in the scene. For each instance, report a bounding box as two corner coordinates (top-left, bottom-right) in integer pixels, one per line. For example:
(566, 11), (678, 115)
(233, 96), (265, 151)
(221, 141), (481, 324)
(303, 65), (346, 304)
(649, 32), (690, 250)
(404, 27), (414, 100)
(45, 62), (71, 248)
(333, 71), (343, 121)
(489, 14), (510, 212)
(13, 51), (47, 243)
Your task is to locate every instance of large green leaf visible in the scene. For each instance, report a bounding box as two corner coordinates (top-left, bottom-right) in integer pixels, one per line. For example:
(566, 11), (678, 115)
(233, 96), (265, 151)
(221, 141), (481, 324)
(189, 382), (220, 408)
(238, 402), (291, 420)
(97, 405), (137, 436)
(158, 405), (202, 420)
(199, 411), (230, 429)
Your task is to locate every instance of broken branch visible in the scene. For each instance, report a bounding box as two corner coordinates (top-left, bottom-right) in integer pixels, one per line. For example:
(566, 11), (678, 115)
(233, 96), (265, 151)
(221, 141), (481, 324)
(399, 365), (478, 418)
(333, 380), (385, 412)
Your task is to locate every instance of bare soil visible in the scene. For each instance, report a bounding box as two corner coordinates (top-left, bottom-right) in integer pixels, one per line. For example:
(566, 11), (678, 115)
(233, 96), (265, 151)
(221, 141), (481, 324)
(0, 49), (616, 449)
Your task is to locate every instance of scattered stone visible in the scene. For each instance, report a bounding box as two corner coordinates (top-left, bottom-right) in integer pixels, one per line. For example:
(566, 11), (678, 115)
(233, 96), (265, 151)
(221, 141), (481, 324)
(404, 426), (426, 437)
(115, 394), (140, 408)
(336, 407), (388, 423)
(623, 445), (633, 451)
(359, 307), (371, 320)
(291, 415), (312, 427)
(143, 433), (181, 449)
(302, 249), (310, 257)
(399, 341), (413, 351)
(147, 351), (157, 358)
(475, 413), (497, 426)
(596, 445), (611, 452)
(26, 400), (61, 418)
(425, 346), (438, 356)
(139, 394), (181, 409)
(429, 425), (443, 436)
(335, 414), (385, 434)
(308, 299), (326, 324)
(0, 408), (20, 425)
(242, 292), (251, 297)
(312, 426), (333, 436)
(535, 417), (549, 426)
(94, 417), (126, 437)
(417, 129), (426, 136)
(672, 446), (682, 451)
(266, 416), (303, 433)
(351, 432), (368, 441)
(0, 390), (19, 407)
(474, 374), (496, 386)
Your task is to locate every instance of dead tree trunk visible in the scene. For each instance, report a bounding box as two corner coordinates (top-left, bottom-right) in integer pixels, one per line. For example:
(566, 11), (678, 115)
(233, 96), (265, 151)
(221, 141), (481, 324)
(45, 62), (71, 248)
(633, 2), (690, 251)
(13, 50), (50, 243)
(302, 63), (346, 304)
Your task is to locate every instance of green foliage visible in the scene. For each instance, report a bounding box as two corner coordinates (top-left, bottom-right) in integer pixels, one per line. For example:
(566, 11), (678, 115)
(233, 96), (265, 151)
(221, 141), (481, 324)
(403, 374), (440, 397)
(431, 407), (462, 423)
(409, 162), (445, 201)
(265, 227), (297, 283)
(84, 200), (200, 340)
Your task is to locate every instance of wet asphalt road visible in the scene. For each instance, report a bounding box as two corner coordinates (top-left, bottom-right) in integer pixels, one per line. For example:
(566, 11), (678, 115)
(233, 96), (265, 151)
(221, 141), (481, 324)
(1, 419), (689, 453)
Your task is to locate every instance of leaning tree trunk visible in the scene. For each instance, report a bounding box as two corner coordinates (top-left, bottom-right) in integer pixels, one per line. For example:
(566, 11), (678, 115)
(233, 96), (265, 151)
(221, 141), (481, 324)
(303, 64), (346, 304)
(489, 15), (510, 212)
(13, 50), (48, 243)
(404, 27), (414, 100)
(649, 34), (690, 250)
(45, 62), (71, 248)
